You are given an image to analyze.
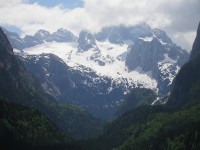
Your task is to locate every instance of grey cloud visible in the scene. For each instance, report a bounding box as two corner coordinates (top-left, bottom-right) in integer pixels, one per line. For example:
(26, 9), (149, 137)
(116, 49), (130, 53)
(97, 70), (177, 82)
(160, 0), (200, 32)
(0, 0), (199, 51)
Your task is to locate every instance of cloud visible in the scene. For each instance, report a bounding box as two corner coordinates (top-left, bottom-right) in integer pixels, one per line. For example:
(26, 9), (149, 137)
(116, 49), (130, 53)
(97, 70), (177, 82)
(0, 0), (199, 51)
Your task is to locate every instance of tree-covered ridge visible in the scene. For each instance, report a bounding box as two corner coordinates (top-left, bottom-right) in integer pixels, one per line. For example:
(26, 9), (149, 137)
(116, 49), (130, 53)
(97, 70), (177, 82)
(117, 88), (156, 115)
(80, 35), (200, 149)
(113, 101), (200, 150)
(82, 98), (200, 150)
(49, 103), (104, 139)
(80, 105), (165, 150)
(0, 27), (104, 139)
(0, 99), (67, 148)
(167, 54), (200, 109)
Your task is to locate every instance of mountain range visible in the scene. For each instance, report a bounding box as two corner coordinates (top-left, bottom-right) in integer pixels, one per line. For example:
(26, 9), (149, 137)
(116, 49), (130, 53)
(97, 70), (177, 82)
(80, 22), (200, 150)
(0, 21), (200, 150)
(3, 23), (189, 118)
(0, 27), (103, 139)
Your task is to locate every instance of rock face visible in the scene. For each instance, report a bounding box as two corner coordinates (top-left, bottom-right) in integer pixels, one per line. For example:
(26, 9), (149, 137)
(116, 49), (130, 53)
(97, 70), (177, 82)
(190, 22), (200, 60)
(2, 28), (77, 50)
(0, 28), (13, 54)
(1, 28), (24, 50)
(95, 23), (152, 44)
(50, 28), (77, 42)
(126, 32), (187, 72)
(19, 54), (74, 100)
(125, 29), (188, 95)
(78, 30), (98, 51)
(152, 28), (173, 44)
(126, 38), (164, 71)
(34, 29), (51, 40)
(0, 27), (43, 105)
(19, 53), (125, 119)
(0, 28), (15, 70)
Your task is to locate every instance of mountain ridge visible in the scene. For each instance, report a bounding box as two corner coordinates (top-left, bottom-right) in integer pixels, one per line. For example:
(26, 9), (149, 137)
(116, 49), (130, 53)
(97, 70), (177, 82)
(0, 27), (104, 139)
(3, 24), (189, 118)
(5, 24), (188, 95)
(80, 21), (200, 150)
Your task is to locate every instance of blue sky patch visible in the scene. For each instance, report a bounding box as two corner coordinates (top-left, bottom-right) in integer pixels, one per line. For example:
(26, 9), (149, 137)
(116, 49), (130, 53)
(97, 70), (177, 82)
(28, 0), (84, 9)
(4, 25), (22, 35)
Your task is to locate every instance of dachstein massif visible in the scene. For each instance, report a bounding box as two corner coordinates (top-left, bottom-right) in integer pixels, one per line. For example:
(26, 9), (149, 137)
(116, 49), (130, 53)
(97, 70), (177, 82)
(3, 24), (188, 118)
(0, 22), (200, 150)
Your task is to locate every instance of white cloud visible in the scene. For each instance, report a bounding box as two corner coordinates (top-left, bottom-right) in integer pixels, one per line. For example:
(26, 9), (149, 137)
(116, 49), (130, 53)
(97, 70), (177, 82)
(0, 0), (199, 51)
(172, 31), (196, 51)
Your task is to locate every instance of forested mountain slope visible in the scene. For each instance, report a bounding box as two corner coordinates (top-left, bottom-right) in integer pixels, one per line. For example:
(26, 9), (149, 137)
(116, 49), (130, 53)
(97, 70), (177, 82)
(0, 27), (104, 139)
(80, 22), (200, 150)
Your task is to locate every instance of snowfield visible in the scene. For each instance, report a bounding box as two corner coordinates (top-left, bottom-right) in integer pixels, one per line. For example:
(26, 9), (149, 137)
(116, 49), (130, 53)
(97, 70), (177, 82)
(21, 41), (158, 92)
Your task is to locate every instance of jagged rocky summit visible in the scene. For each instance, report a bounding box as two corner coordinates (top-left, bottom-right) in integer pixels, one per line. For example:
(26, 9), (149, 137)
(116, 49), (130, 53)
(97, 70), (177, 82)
(3, 23), (189, 118)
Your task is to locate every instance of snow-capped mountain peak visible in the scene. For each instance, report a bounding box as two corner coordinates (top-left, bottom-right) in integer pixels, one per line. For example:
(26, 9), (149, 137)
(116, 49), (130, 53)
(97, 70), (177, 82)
(5, 24), (189, 98)
(152, 28), (173, 44)
(78, 30), (98, 51)
(34, 29), (50, 39)
(51, 28), (77, 42)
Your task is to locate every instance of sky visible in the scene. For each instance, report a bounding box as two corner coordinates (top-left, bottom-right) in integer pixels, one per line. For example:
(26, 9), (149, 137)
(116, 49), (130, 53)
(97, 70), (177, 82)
(27, 0), (83, 8)
(0, 0), (199, 51)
